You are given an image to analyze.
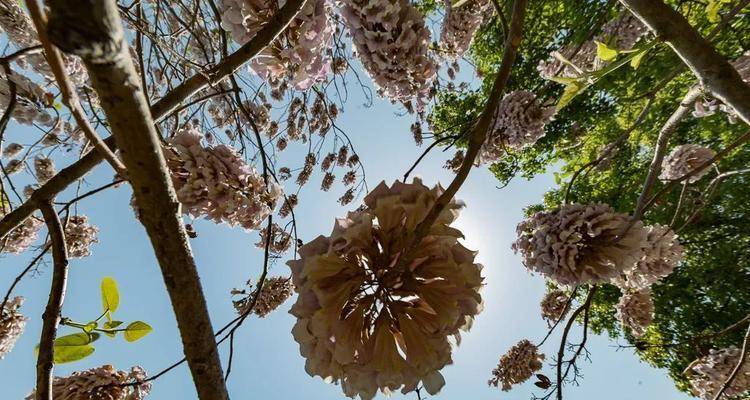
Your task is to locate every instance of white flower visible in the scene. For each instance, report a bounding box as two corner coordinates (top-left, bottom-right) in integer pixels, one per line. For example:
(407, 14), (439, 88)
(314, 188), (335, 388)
(0, 296), (28, 359)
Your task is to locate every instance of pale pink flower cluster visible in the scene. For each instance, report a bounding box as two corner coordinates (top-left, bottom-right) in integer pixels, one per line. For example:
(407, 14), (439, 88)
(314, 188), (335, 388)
(1, 215), (43, 254)
(255, 222), (292, 253)
(232, 276), (293, 317)
(480, 90), (555, 162)
(659, 144), (715, 183)
(64, 216), (99, 258)
(25, 365), (151, 400)
(513, 203), (648, 286)
(288, 178), (483, 399)
(219, 0), (334, 90)
(0, 70), (56, 128)
(685, 346), (750, 400)
(488, 339), (545, 391)
(694, 52), (750, 124)
(613, 224), (683, 290)
(34, 156), (55, 183)
(164, 127), (283, 230)
(340, 0), (437, 109)
(438, 0), (491, 62)
(2, 142), (23, 158)
(615, 287), (653, 337)
(540, 289), (569, 324)
(0, 296), (28, 359)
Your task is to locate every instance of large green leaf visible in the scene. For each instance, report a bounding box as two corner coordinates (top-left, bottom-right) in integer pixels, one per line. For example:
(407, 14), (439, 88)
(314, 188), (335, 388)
(123, 321), (153, 342)
(100, 277), (120, 316)
(34, 333), (100, 364)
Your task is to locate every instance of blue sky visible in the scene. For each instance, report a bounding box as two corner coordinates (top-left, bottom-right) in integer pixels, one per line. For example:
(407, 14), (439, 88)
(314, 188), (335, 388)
(0, 66), (693, 400)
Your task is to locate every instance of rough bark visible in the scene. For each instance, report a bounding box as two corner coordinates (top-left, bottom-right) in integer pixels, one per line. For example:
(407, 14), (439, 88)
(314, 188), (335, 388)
(0, 0), (306, 240)
(45, 1), (230, 398)
(36, 202), (69, 400)
(619, 0), (750, 125)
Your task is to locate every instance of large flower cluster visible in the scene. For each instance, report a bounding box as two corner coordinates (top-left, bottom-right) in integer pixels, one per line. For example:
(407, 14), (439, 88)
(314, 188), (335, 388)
(479, 90), (555, 162)
(0, 296), (28, 359)
(614, 224), (683, 289)
(1, 216), (43, 254)
(539, 289), (569, 324)
(685, 346), (750, 400)
(164, 127), (282, 230)
(25, 365), (152, 400)
(64, 215), (100, 258)
(233, 276), (294, 317)
(288, 178), (483, 399)
(513, 203), (648, 286)
(659, 144), (715, 183)
(340, 0), (437, 109)
(615, 288), (653, 337)
(488, 339), (545, 391)
(219, 0), (334, 89)
(438, 0), (491, 62)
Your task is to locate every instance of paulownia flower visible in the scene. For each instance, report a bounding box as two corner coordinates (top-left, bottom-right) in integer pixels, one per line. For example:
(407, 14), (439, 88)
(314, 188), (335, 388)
(540, 289), (569, 324)
(488, 339), (545, 391)
(0, 296), (28, 359)
(613, 224), (682, 289)
(659, 144), (715, 183)
(685, 346), (750, 400)
(26, 365), (151, 400)
(615, 287), (653, 337)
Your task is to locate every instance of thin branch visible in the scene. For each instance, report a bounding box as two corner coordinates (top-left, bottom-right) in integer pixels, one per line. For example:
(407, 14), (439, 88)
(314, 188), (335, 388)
(711, 322), (750, 400)
(556, 286), (597, 400)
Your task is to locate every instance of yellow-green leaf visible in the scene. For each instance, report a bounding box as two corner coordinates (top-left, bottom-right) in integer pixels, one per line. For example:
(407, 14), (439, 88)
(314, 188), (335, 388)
(53, 345), (95, 364)
(595, 41), (619, 62)
(101, 277), (120, 315)
(83, 321), (98, 333)
(103, 320), (124, 338)
(54, 332), (100, 346)
(557, 82), (584, 111)
(630, 50), (647, 69)
(123, 321), (152, 342)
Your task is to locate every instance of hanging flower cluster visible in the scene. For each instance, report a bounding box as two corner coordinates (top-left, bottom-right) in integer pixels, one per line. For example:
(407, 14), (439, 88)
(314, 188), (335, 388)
(539, 289), (569, 324)
(288, 178), (483, 399)
(488, 339), (545, 391)
(659, 144), (715, 183)
(694, 52), (750, 124)
(256, 222), (292, 254)
(438, 0), (491, 62)
(513, 203), (648, 286)
(25, 365), (152, 400)
(219, 0), (334, 90)
(163, 127), (282, 230)
(1, 216), (43, 254)
(340, 0), (437, 109)
(0, 296), (28, 359)
(2, 142), (23, 158)
(613, 224), (683, 290)
(63, 216), (99, 258)
(685, 346), (750, 400)
(479, 90), (555, 163)
(34, 156), (55, 184)
(615, 288), (653, 337)
(0, 70), (57, 128)
(233, 276), (294, 318)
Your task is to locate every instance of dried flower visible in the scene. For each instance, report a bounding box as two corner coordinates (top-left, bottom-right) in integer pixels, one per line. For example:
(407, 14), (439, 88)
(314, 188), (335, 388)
(489, 340), (545, 391)
(347, 154), (360, 168)
(513, 203), (647, 286)
(342, 170), (356, 186)
(685, 346), (750, 400)
(25, 365), (151, 400)
(5, 158), (23, 175)
(540, 289), (569, 324)
(321, 152), (336, 171)
(614, 224), (683, 289)
(2, 143), (23, 158)
(0, 296), (28, 359)
(279, 167), (292, 181)
(289, 178), (483, 399)
(337, 146), (349, 166)
(321, 172), (335, 192)
(659, 144), (715, 183)
(615, 288), (653, 337)
(337, 187), (354, 205)
(64, 216), (99, 258)
(34, 156), (56, 184)
(233, 276), (293, 317)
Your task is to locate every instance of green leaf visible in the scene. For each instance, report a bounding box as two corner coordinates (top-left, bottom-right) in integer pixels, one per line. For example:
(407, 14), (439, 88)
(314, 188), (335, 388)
(595, 41), (619, 62)
(103, 320), (124, 338)
(54, 332), (100, 346)
(549, 76), (582, 85)
(54, 345), (95, 363)
(123, 321), (153, 342)
(706, 0), (728, 23)
(83, 321), (98, 333)
(100, 277), (120, 316)
(557, 82), (585, 111)
(630, 50), (647, 69)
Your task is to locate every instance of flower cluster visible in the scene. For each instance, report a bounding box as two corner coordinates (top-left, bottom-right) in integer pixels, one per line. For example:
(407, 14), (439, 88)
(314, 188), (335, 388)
(1, 216), (43, 254)
(34, 156), (55, 184)
(685, 346), (750, 400)
(219, 0), (334, 90)
(513, 203), (647, 286)
(163, 127), (282, 230)
(694, 52), (750, 123)
(438, 0), (491, 62)
(233, 276), (294, 318)
(2, 143), (23, 158)
(64, 216), (100, 258)
(288, 178), (483, 399)
(0, 296), (28, 359)
(488, 340), (545, 391)
(25, 365), (152, 400)
(479, 90), (555, 163)
(256, 222), (292, 254)
(659, 144), (715, 183)
(0, 70), (56, 128)
(340, 0), (437, 109)
(613, 224), (683, 289)
(540, 289), (569, 324)
(615, 288), (653, 337)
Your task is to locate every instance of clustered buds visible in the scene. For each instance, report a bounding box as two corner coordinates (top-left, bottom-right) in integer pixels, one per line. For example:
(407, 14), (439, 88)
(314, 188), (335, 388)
(613, 224), (683, 290)
(488, 339), (545, 391)
(438, 0), (491, 62)
(164, 127), (282, 230)
(540, 289), (569, 324)
(25, 365), (152, 400)
(615, 288), (653, 337)
(513, 203), (647, 286)
(232, 276), (294, 318)
(479, 91), (555, 163)
(685, 346), (750, 400)
(63, 216), (100, 258)
(340, 0), (437, 109)
(288, 178), (483, 399)
(659, 144), (716, 183)
(0, 296), (28, 359)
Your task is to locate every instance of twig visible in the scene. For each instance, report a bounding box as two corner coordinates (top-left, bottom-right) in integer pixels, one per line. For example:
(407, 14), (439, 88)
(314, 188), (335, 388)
(711, 322), (750, 400)
(556, 286), (597, 400)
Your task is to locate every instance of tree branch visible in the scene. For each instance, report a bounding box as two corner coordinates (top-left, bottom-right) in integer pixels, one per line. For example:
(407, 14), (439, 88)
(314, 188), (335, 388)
(36, 202), (69, 400)
(712, 321), (750, 400)
(619, 0), (750, 125)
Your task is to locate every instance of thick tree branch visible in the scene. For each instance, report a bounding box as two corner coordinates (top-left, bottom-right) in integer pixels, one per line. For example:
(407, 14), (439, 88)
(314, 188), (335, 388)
(36, 202), (69, 400)
(0, 0), (306, 241)
(45, 1), (230, 398)
(619, 0), (750, 125)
